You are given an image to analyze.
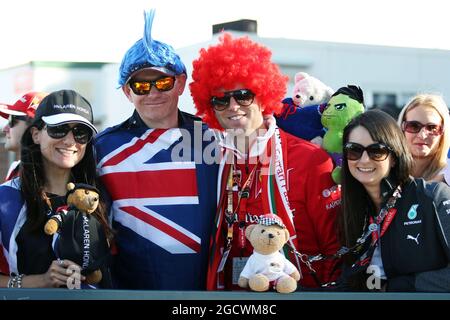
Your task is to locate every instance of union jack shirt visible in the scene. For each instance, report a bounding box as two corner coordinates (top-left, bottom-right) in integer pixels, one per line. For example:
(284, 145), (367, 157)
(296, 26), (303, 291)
(95, 111), (218, 289)
(0, 178), (24, 275)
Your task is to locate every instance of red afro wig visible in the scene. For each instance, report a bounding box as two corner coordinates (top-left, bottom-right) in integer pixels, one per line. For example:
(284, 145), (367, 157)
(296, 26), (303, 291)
(189, 33), (288, 130)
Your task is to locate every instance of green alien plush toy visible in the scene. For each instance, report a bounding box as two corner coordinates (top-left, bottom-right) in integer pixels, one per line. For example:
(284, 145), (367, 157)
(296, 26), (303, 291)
(321, 85), (365, 184)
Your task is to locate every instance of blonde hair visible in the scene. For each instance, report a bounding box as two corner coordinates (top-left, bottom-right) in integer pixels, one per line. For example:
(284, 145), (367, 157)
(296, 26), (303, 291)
(397, 93), (450, 180)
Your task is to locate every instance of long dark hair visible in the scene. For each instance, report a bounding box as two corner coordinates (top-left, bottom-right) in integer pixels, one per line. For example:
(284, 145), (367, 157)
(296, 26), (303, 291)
(340, 110), (413, 247)
(338, 110), (413, 290)
(19, 120), (110, 238)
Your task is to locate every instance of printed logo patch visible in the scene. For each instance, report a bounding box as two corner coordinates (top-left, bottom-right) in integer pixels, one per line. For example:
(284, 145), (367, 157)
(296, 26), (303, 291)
(443, 200), (450, 215)
(407, 204), (418, 220)
(407, 233), (420, 245)
(322, 185), (340, 200)
(322, 188), (331, 198)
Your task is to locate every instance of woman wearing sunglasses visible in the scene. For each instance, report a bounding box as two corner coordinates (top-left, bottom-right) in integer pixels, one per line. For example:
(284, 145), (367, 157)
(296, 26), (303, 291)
(190, 34), (342, 291)
(0, 89), (111, 288)
(397, 94), (450, 182)
(339, 109), (450, 292)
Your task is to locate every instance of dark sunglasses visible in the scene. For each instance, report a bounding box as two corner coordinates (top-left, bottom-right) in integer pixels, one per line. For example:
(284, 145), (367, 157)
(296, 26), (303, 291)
(402, 120), (443, 136)
(45, 124), (93, 144)
(129, 76), (176, 95)
(8, 115), (27, 128)
(344, 142), (393, 161)
(210, 89), (255, 111)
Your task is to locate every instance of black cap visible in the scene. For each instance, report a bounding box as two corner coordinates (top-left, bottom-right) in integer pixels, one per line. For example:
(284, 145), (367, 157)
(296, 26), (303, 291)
(33, 89), (97, 134)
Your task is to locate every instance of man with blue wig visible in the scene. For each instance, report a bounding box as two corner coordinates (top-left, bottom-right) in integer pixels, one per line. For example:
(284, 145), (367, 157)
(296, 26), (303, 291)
(94, 9), (218, 290)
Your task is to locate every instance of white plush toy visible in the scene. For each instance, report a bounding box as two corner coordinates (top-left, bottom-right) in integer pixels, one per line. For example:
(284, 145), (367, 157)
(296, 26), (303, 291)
(292, 72), (334, 107)
(276, 72), (334, 145)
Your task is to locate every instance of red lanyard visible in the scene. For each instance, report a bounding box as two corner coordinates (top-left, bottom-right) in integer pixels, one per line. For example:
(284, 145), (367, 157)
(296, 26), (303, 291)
(368, 185), (402, 245)
(225, 159), (259, 249)
(369, 207), (397, 244)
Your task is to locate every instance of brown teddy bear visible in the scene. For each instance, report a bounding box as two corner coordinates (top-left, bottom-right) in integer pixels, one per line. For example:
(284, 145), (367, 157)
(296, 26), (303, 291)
(238, 214), (301, 293)
(44, 182), (110, 285)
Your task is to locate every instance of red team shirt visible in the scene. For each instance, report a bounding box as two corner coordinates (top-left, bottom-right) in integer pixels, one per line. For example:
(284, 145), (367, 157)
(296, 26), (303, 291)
(221, 130), (341, 289)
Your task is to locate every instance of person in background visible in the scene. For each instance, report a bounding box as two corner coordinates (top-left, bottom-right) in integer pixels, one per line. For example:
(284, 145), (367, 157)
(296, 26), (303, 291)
(190, 33), (342, 290)
(0, 92), (47, 181)
(0, 89), (111, 288)
(397, 94), (450, 182)
(340, 109), (450, 292)
(94, 9), (218, 290)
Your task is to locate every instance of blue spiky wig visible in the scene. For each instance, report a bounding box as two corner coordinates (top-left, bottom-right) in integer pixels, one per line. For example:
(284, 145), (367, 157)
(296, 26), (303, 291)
(118, 9), (187, 87)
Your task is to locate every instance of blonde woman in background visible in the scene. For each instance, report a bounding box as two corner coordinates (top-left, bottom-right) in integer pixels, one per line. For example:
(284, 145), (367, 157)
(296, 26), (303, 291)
(397, 94), (450, 182)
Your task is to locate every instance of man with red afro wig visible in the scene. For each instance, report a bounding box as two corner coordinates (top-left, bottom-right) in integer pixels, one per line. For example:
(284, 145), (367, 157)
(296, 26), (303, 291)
(190, 33), (287, 130)
(190, 33), (342, 291)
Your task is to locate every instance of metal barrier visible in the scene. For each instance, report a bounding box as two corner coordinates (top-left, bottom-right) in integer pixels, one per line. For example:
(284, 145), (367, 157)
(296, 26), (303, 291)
(1, 289), (450, 300)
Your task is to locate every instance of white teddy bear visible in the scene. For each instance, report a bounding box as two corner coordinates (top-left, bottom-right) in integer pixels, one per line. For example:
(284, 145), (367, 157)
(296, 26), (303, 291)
(292, 72), (334, 107)
(238, 214), (300, 293)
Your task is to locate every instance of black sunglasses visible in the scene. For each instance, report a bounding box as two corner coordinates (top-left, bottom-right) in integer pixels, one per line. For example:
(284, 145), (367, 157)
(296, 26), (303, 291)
(402, 120), (443, 136)
(45, 124), (93, 144)
(129, 76), (176, 95)
(8, 115), (27, 128)
(344, 142), (393, 161)
(210, 89), (255, 111)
